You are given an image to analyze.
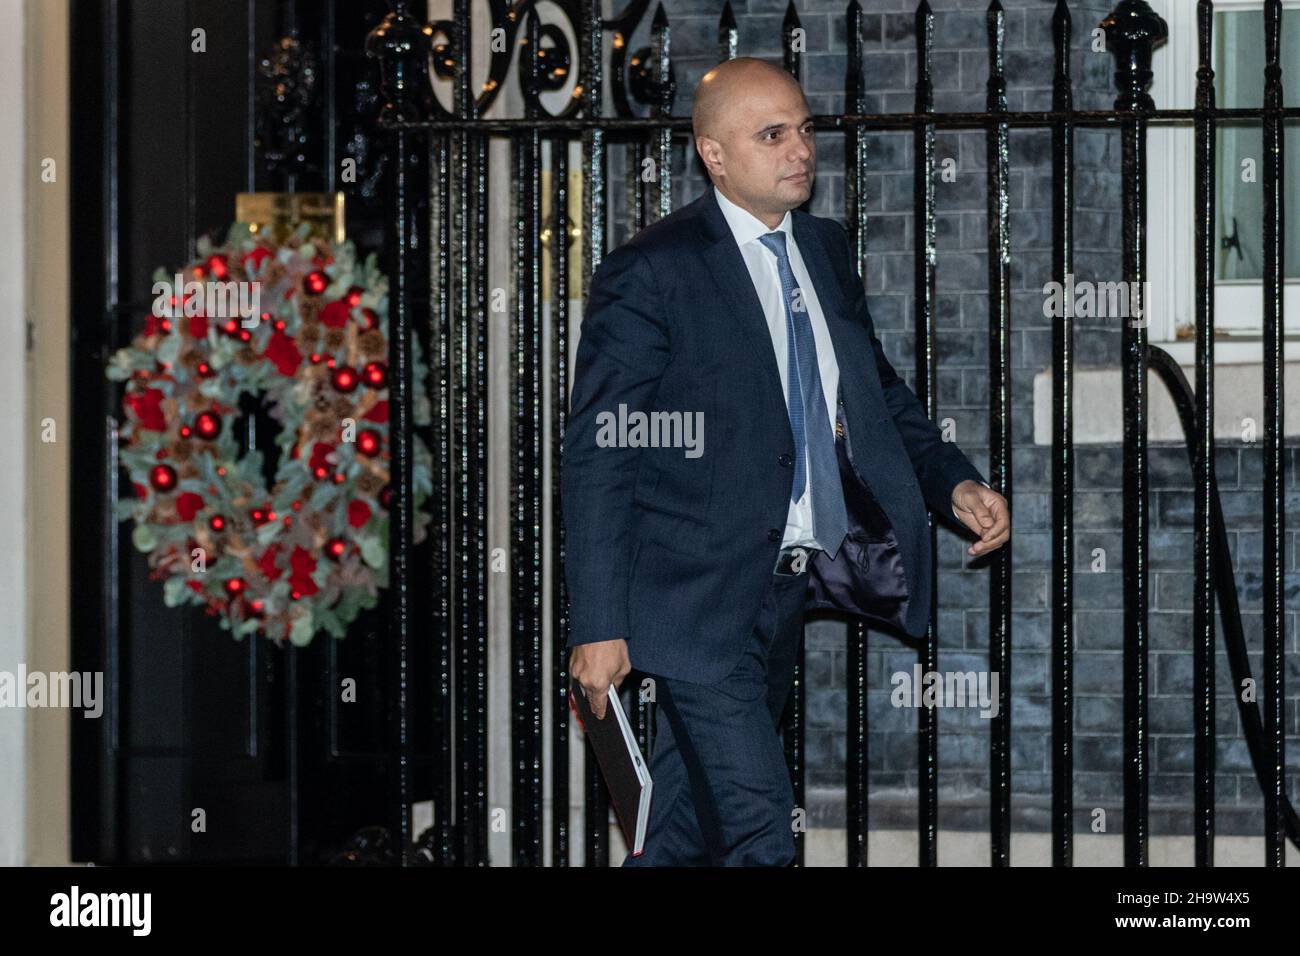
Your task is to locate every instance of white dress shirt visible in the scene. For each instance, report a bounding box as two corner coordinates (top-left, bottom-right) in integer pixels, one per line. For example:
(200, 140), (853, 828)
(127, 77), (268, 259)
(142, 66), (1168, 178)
(713, 184), (840, 552)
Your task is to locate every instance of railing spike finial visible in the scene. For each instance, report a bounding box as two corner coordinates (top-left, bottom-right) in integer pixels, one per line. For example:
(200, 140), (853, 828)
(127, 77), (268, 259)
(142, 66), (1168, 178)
(1052, 0), (1072, 84)
(783, 0), (803, 78)
(986, 0), (1007, 103)
(365, 3), (433, 125)
(1100, 0), (1168, 112)
(1196, 0), (1214, 81)
(1264, 0), (1283, 88)
(915, 0), (933, 114)
(718, 0), (738, 62)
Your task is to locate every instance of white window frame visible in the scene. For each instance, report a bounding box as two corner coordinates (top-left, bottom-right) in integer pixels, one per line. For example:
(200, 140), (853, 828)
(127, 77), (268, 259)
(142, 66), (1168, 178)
(1146, 0), (1300, 364)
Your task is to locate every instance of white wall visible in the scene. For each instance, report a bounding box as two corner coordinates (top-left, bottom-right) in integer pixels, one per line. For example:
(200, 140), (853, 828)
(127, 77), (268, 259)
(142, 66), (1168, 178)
(0, 0), (27, 866)
(0, 0), (71, 867)
(24, 0), (71, 867)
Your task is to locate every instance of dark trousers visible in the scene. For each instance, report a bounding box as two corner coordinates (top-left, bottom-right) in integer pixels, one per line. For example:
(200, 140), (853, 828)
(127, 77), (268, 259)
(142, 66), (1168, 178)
(623, 567), (809, 867)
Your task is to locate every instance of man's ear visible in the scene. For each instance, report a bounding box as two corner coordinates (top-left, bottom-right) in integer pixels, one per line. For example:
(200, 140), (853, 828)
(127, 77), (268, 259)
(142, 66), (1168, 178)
(696, 136), (721, 177)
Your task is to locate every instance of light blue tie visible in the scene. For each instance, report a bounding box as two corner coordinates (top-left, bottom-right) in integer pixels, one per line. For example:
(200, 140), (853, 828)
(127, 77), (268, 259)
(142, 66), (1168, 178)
(758, 230), (849, 558)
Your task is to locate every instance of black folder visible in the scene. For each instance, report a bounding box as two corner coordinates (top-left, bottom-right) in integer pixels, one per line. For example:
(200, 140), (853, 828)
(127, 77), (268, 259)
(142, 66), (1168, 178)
(569, 680), (653, 856)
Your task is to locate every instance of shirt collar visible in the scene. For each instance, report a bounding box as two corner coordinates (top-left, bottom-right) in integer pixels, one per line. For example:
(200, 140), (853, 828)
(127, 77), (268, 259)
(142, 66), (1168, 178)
(713, 184), (793, 249)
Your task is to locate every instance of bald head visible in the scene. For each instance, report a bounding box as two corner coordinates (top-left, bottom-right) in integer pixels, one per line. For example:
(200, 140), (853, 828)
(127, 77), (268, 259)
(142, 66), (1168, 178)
(691, 57), (816, 228)
(692, 58), (803, 143)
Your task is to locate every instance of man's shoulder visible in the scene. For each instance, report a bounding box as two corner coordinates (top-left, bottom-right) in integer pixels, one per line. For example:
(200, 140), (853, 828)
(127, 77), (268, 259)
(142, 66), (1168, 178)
(795, 207), (851, 251)
(591, 197), (710, 292)
(618, 192), (710, 259)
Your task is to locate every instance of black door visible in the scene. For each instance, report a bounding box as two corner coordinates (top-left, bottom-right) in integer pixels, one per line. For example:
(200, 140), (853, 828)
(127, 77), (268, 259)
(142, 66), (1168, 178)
(69, 0), (433, 865)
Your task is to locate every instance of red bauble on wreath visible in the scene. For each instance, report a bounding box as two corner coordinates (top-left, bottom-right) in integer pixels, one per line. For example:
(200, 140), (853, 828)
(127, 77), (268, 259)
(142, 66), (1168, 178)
(107, 226), (433, 644)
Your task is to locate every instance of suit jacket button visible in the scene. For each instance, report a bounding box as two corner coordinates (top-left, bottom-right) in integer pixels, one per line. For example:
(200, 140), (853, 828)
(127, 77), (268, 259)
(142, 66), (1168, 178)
(778, 453), (793, 467)
(767, 528), (781, 542)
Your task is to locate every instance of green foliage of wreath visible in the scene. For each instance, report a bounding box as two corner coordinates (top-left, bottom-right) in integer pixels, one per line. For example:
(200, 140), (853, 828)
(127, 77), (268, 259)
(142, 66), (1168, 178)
(107, 225), (432, 644)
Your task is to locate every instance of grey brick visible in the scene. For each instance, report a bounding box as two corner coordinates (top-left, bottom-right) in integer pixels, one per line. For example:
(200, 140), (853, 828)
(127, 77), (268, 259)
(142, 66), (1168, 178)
(1071, 569), (1119, 609)
(1075, 694), (1122, 733)
(1074, 651), (1124, 695)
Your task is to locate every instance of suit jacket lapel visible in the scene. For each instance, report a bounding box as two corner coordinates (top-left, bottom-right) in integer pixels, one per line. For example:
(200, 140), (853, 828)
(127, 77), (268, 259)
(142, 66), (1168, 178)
(697, 188), (787, 420)
(694, 185), (868, 443)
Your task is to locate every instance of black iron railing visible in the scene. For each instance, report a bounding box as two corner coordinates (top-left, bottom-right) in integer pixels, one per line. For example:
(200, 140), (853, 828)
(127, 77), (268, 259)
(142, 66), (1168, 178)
(364, 0), (1296, 866)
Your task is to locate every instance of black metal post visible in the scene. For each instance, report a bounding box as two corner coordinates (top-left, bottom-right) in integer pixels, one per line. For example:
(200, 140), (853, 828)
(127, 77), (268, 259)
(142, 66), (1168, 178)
(1260, 0), (1287, 868)
(366, 0), (430, 868)
(1103, 0), (1166, 868)
(844, 0), (870, 869)
(1192, 0), (1217, 869)
(1049, 0), (1075, 868)
(913, 0), (940, 869)
(985, 0), (1013, 866)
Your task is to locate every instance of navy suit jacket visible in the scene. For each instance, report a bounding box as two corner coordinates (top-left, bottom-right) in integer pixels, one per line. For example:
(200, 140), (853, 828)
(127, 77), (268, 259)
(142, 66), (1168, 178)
(562, 185), (987, 684)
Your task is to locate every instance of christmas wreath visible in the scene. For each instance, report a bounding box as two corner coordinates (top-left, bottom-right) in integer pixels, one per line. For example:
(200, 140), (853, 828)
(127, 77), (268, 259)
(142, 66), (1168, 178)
(107, 225), (432, 644)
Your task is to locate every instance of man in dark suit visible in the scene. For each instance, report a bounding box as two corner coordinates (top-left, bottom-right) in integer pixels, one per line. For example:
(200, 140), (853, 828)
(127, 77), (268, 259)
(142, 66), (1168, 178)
(563, 57), (1010, 866)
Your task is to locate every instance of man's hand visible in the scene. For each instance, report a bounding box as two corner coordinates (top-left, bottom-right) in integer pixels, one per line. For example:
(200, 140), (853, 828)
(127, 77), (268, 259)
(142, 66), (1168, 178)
(951, 479), (1010, 557)
(570, 638), (632, 720)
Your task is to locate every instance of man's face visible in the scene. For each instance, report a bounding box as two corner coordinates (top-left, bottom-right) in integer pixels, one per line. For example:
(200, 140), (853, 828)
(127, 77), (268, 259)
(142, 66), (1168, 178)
(701, 76), (815, 218)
